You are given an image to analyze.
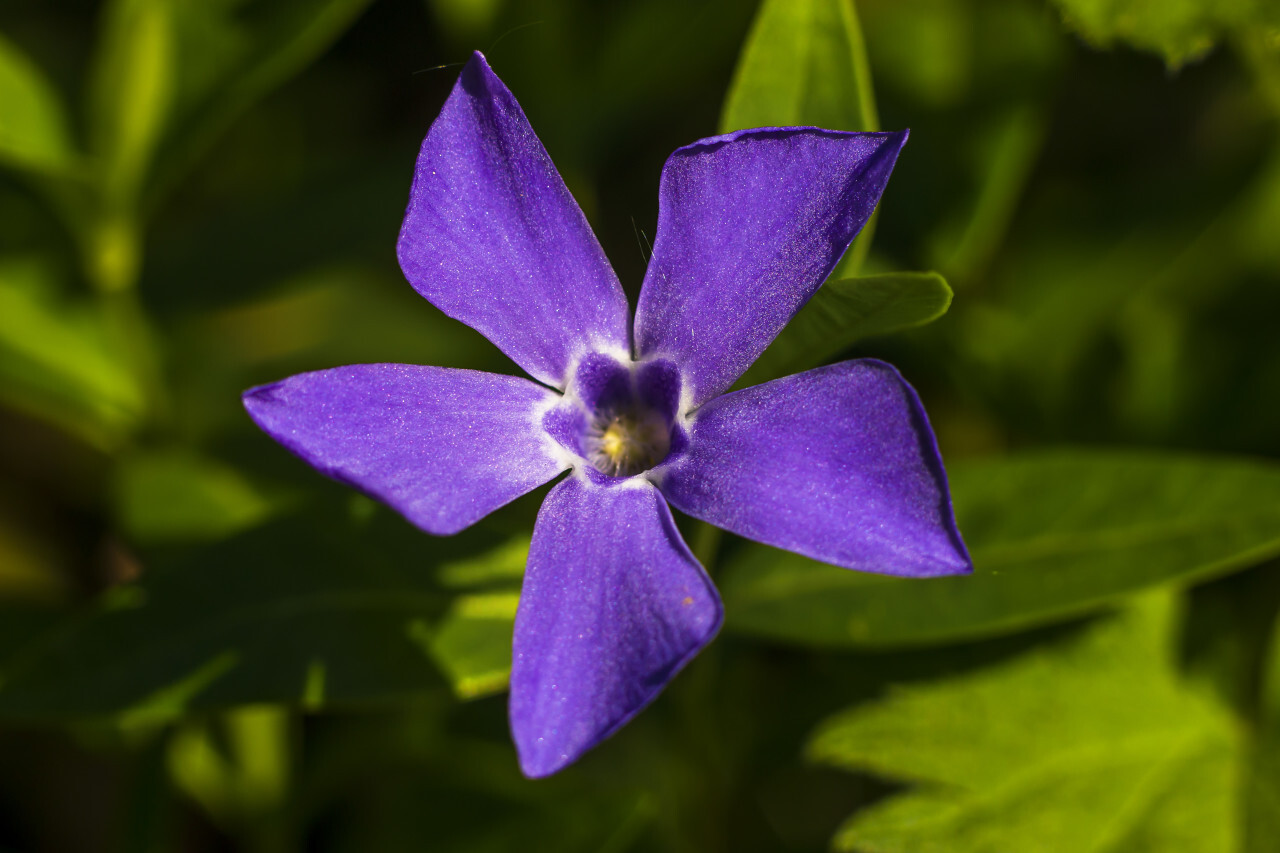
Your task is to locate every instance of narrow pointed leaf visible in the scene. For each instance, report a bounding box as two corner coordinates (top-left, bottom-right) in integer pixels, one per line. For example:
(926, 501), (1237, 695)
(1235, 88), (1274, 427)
(736, 271), (952, 388)
(720, 0), (877, 134)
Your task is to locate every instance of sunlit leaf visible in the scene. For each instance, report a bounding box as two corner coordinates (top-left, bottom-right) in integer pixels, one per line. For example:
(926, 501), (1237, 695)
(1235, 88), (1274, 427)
(721, 0), (877, 133)
(0, 33), (78, 175)
(737, 272), (952, 389)
(722, 450), (1280, 646)
(424, 592), (518, 700)
(810, 593), (1242, 852)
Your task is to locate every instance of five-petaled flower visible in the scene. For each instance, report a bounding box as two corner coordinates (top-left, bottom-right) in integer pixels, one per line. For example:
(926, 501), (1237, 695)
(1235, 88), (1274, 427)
(243, 51), (971, 778)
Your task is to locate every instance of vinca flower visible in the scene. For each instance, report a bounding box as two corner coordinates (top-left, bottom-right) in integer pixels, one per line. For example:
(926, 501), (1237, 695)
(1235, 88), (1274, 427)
(243, 52), (971, 778)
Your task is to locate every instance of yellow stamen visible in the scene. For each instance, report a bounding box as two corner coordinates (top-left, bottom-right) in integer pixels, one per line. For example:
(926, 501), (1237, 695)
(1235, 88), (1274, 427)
(589, 411), (670, 477)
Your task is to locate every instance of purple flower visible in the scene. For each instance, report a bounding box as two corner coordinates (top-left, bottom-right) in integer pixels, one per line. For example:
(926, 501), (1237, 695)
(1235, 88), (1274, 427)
(243, 52), (970, 778)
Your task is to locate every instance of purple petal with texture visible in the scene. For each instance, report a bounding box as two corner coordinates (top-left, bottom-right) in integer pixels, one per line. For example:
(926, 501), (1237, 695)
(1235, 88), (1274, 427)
(510, 476), (722, 777)
(243, 364), (566, 535)
(635, 128), (908, 406)
(397, 52), (629, 388)
(657, 360), (970, 577)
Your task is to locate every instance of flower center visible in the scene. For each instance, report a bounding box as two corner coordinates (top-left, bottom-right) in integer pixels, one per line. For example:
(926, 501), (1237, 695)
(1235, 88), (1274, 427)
(542, 353), (686, 481)
(587, 409), (671, 478)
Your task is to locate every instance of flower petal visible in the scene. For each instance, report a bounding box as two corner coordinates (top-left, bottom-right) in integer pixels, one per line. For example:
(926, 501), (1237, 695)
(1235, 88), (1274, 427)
(657, 359), (970, 577)
(243, 364), (567, 535)
(634, 128), (908, 406)
(397, 52), (630, 387)
(510, 476), (722, 777)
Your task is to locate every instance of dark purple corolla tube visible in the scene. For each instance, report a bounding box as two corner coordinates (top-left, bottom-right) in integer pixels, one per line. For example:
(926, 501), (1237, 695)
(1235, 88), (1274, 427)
(243, 51), (971, 779)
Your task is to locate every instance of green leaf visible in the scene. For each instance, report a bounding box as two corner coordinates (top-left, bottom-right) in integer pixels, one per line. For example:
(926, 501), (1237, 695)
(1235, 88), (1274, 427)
(90, 0), (176, 205)
(0, 33), (78, 175)
(810, 593), (1243, 852)
(0, 257), (145, 448)
(736, 272), (952, 388)
(114, 450), (282, 545)
(721, 0), (877, 133)
(0, 508), (465, 720)
(423, 592), (518, 700)
(721, 450), (1280, 647)
(1048, 0), (1280, 68)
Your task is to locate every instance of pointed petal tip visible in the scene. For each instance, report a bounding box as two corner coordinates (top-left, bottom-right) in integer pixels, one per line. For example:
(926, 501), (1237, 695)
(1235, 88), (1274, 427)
(672, 125), (911, 159)
(396, 42), (628, 386)
(660, 359), (971, 577)
(241, 381), (277, 399)
(241, 381), (283, 419)
(517, 745), (571, 780)
(241, 366), (566, 537)
(870, 127), (909, 170)
(637, 130), (914, 403)
(919, 551), (974, 578)
(462, 49), (493, 79)
(511, 600), (723, 779)
(456, 49), (498, 96)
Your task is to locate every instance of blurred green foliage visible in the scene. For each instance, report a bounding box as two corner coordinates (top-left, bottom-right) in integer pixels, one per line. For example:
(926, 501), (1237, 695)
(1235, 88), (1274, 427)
(1050, 0), (1280, 67)
(0, 0), (1278, 850)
